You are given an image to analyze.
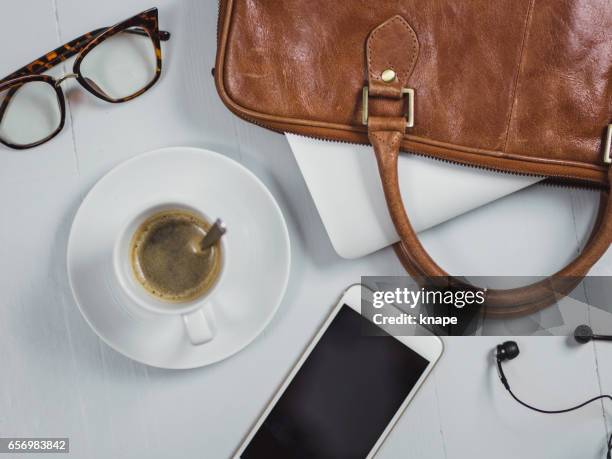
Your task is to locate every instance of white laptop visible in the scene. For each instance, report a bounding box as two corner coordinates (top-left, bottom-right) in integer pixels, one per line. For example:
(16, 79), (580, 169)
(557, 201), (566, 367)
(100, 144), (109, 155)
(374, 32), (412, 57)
(287, 134), (541, 259)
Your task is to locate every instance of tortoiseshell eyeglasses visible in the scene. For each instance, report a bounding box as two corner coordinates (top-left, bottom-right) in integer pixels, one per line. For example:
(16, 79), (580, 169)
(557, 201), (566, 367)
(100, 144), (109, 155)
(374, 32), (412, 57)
(0, 7), (170, 149)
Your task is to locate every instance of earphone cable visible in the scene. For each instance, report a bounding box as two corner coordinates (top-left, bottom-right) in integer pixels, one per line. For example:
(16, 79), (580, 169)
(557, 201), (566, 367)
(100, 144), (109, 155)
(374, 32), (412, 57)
(497, 359), (612, 458)
(506, 384), (612, 414)
(497, 360), (612, 413)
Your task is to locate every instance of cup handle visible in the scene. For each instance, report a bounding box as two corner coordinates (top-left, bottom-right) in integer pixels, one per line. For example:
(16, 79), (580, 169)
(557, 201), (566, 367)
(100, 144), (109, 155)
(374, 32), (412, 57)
(182, 307), (215, 345)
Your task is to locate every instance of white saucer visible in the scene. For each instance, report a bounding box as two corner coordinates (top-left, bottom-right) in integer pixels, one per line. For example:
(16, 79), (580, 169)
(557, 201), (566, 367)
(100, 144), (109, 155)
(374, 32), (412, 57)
(67, 147), (291, 369)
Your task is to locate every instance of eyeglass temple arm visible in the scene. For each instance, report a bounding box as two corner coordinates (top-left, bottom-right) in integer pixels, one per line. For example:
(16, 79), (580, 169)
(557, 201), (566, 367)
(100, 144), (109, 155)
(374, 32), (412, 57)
(0, 27), (170, 84)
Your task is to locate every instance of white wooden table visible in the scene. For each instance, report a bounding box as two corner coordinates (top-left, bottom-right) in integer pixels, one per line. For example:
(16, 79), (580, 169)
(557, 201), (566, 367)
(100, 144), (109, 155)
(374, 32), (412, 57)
(1, 1), (611, 458)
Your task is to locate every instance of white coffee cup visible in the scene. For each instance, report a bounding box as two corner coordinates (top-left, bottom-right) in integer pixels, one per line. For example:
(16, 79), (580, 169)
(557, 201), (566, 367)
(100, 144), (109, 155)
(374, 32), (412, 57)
(112, 200), (226, 345)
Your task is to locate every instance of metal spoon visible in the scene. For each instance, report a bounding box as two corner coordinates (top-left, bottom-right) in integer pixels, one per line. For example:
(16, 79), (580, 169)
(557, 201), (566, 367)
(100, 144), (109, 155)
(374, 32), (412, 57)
(200, 219), (227, 251)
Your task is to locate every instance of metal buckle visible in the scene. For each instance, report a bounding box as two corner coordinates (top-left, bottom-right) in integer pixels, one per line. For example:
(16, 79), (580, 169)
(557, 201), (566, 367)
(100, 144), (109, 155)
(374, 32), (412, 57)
(604, 124), (611, 164)
(361, 86), (415, 128)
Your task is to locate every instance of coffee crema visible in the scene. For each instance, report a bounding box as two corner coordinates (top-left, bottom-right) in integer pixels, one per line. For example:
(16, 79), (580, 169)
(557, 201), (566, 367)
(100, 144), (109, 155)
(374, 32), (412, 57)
(129, 209), (222, 303)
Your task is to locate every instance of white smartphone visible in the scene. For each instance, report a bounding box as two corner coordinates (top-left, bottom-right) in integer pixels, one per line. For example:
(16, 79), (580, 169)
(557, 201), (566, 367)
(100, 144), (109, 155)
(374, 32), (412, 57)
(234, 284), (444, 458)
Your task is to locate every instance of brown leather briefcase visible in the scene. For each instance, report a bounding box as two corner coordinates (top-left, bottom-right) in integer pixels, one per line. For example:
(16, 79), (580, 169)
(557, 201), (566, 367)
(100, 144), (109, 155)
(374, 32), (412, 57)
(214, 0), (612, 316)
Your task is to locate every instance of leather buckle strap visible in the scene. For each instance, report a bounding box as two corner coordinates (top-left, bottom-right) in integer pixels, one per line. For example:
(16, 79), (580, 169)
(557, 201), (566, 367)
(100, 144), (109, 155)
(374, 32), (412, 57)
(361, 86), (415, 128)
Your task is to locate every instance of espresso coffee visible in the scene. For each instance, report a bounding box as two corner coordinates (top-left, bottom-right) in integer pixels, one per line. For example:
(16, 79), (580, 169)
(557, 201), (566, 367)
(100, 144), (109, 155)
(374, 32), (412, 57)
(129, 209), (222, 303)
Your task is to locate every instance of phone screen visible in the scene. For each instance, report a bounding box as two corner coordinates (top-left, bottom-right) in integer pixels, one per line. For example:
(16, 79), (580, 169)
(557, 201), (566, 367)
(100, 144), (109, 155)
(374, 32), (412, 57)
(240, 305), (430, 458)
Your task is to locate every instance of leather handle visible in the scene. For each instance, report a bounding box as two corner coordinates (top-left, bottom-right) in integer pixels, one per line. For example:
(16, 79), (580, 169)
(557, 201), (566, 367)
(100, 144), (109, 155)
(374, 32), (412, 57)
(369, 127), (612, 317)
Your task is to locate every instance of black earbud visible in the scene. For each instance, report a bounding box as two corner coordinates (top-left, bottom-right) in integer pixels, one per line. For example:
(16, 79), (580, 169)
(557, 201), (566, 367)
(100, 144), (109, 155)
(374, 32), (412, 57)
(574, 325), (612, 344)
(575, 325), (594, 343)
(496, 341), (520, 362)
